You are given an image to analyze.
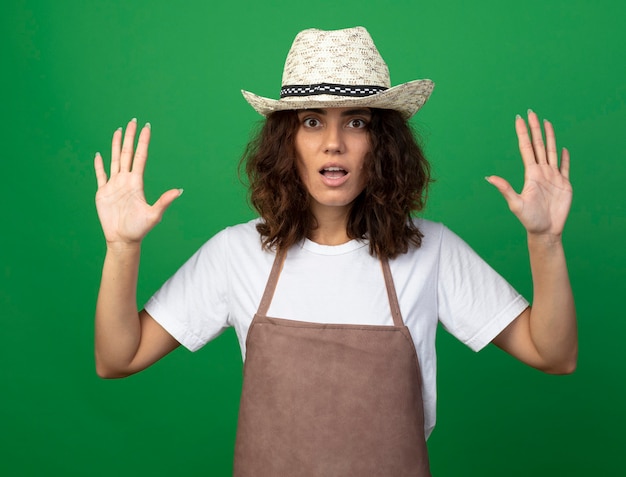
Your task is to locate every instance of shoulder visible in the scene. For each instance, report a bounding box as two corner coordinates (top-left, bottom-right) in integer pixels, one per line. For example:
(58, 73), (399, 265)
(391, 218), (473, 269)
(216, 218), (263, 239)
(201, 218), (264, 251)
(412, 218), (444, 239)
(408, 217), (448, 253)
(195, 218), (275, 272)
(386, 218), (447, 272)
(412, 217), (470, 252)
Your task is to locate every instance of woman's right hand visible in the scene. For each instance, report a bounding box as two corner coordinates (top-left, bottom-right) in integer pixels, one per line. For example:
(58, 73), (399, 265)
(94, 118), (182, 248)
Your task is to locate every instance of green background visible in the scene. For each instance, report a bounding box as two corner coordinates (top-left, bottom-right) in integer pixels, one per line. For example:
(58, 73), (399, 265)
(2, 0), (624, 475)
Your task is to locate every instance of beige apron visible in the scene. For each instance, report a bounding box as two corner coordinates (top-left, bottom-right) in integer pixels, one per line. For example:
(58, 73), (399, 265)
(233, 250), (431, 476)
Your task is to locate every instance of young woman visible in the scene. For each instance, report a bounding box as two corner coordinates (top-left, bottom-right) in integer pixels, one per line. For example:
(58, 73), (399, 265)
(94, 27), (576, 476)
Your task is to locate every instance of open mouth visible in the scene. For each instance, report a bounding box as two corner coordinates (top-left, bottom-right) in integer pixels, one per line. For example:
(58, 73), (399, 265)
(320, 166), (348, 179)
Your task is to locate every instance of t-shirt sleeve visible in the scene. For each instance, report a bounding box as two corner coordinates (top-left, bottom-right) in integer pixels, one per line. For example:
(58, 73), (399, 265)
(436, 225), (529, 351)
(144, 229), (231, 352)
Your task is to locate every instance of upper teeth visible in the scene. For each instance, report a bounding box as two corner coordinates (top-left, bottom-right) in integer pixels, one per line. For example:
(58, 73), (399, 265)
(324, 167), (343, 171)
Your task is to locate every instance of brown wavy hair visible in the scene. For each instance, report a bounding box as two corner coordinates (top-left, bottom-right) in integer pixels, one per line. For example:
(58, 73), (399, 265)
(241, 108), (431, 259)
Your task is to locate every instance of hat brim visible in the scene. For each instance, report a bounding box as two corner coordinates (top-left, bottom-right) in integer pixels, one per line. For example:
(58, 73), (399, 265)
(242, 79), (434, 120)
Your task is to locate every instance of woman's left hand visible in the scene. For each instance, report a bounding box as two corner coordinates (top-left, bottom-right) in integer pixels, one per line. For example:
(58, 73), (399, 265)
(486, 110), (572, 238)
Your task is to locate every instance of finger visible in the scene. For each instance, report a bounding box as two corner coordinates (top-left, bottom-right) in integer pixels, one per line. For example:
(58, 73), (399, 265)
(527, 109), (547, 164)
(515, 114), (536, 169)
(110, 127), (123, 176)
(152, 188), (184, 218)
(120, 118), (138, 172)
(94, 152), (108, 188)
(132, 122), (151, 176)
(543, 119), (558, 167)
(560, 147), (571, 180)
(485, 175), (522, 215)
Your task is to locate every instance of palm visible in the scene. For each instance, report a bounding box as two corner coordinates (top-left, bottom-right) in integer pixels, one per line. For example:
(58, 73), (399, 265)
(488, 111), (572, 238)
(96, 170), (154, 243)
(94, 120), (180, 246)
(514, 163), (572, 235)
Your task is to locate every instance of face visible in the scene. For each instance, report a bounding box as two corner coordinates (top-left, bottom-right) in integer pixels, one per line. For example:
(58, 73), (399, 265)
(294, 107), (371, 220)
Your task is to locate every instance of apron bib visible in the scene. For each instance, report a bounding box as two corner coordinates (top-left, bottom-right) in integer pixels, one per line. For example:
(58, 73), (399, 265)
(233, 250), (431, 476)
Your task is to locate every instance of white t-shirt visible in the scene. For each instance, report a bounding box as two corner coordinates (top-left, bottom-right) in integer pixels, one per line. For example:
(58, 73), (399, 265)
(145, 218), (528, 439)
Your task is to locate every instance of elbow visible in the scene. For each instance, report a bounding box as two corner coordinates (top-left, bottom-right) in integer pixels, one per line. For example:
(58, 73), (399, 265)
(96, 367), (129, 379)
(542, 349), (578, 375)
(95, 364), (130, 379)
(95, 355), (132, 379)
(544, 361), (577, 375)
(560, 355), (578, 375)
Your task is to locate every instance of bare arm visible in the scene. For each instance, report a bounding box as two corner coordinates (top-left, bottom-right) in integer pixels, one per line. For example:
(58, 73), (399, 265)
(94, 119), (182, 378)
(487, 110), (577, 374)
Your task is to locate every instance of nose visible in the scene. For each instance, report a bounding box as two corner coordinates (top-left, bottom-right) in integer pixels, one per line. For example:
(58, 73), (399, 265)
(323, 123), (344, 154)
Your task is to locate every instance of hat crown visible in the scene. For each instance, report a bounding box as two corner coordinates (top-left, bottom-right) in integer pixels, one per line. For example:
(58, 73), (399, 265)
(241, 26), (434, 119)
(281, 27), (391, 88)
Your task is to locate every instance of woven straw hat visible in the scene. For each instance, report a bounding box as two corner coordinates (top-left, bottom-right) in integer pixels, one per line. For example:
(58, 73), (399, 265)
(241, 27), (434, 119)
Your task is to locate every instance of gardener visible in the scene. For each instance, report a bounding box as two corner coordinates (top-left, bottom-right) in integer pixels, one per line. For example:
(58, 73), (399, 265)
(93, 27), (576, 476)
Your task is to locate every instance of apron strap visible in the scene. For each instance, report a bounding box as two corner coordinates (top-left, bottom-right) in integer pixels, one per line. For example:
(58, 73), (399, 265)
(381, 258), (404, 328)
(257, 248), (405, 327)
(256, 249), (287, 316)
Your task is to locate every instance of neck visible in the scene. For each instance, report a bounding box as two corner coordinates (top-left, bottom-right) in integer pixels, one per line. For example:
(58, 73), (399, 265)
(308, 204), (352, 246)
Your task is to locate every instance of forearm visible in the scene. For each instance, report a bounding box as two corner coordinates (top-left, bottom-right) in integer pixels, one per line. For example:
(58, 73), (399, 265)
(94, 244), (143, 377)
(527, 233), (577, 373)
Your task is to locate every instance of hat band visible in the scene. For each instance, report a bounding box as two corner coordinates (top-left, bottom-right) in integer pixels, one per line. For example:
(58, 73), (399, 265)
(280, 83), (388, 98)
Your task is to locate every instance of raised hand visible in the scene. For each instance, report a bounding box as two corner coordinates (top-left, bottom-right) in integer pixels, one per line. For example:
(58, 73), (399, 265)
(94, 119), (182, 247)
(486, 110), (572, 239)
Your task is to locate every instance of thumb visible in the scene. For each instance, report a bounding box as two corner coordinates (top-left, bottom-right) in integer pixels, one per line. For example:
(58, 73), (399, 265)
(485, 176), (521, 212)
(153, 188), (184, 217)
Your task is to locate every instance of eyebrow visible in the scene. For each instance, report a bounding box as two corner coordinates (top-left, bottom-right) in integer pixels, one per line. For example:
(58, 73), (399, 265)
(300, 108), (372, 117)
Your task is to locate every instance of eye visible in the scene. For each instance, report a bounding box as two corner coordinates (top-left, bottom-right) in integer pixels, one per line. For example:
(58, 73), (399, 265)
(302, 117), (321, 128)
(347, 118), (368, 129)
